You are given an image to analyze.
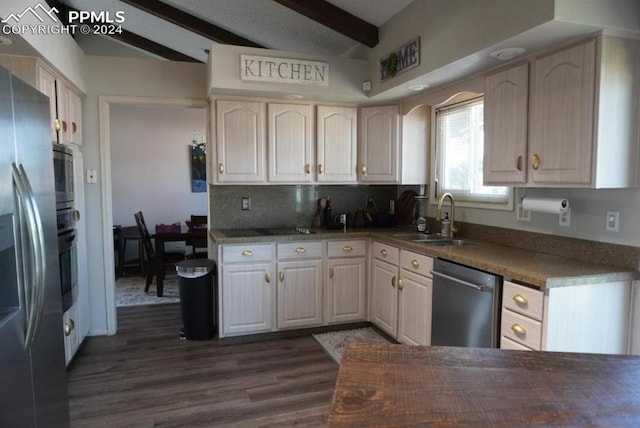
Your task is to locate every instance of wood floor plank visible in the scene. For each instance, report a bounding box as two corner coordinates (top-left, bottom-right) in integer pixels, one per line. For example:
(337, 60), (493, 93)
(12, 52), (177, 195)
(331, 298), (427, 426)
(67, 303), (338, 427)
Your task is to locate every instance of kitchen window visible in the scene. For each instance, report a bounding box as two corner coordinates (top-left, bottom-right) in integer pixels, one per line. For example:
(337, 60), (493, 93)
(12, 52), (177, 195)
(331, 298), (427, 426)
(434, 96), (511, 208)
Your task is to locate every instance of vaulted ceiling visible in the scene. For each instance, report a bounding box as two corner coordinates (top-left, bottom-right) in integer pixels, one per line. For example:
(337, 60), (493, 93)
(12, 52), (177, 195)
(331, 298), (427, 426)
(48, 0), (414, 62)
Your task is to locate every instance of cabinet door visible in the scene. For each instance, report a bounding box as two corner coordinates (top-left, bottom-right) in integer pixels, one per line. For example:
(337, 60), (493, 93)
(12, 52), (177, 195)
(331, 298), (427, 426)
(221, 262), (274, 336)
(317, 106), (357, 183)
(358, 105), (399, 183)
(326, 257), (366, 324)
(529, 39), (596, 185)
(397, 270), (432, 346)
(67, 88), (82, 146)
(277, 259), (323, 329)
(268, 103), (313, 183)
(484, 63), (529, 185)
(215, 100), (266, 183)
(37, 65), (58, 143)
(371, 258), (398, 337)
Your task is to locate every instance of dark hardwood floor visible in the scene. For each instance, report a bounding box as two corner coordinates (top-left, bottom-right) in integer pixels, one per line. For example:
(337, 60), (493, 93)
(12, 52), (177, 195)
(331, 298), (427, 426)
(67, 304), (339, 427)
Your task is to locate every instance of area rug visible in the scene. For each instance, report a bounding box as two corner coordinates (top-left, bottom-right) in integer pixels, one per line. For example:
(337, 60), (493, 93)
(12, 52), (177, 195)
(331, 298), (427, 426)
(313, 328), (391, 363)
(115, 273), (180, 307)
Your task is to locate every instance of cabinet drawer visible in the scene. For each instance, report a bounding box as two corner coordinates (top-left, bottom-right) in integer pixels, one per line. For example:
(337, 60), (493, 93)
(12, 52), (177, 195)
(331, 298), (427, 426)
(500, 336), (533, 351)
(503, 281), (544, 321)
(222, 244), (273, 263)
(372, 241), (399, 264)
(399, 250), (433, 277)
(501, 309), (542, 350)
(327, 240), (366, 258)
(277, 241), (322, 260)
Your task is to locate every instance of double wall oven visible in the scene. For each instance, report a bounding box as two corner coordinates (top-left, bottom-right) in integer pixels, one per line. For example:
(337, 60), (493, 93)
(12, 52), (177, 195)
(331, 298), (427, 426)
(53, 144), (77, 312)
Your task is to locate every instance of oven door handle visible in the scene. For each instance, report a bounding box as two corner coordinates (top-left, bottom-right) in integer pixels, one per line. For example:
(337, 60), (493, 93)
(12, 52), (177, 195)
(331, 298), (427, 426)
(12, 163), (47, 349)
(430, 270), (486, 292)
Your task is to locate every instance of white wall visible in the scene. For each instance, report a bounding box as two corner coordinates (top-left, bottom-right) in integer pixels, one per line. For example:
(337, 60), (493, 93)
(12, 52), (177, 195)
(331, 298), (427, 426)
(110, 104), (207, 229)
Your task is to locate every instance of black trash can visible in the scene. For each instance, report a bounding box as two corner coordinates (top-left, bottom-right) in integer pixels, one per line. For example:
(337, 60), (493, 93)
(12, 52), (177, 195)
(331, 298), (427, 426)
(176, 259), (216, 340)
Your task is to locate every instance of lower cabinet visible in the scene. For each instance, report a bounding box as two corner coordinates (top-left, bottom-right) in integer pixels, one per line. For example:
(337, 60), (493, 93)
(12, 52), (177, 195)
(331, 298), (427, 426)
(370, 242), (432, 346)
(62, 304), (81, 366)
(325, 240), (367, 324)
(220, 244), (275, 337)
(276, 242), (323, 329)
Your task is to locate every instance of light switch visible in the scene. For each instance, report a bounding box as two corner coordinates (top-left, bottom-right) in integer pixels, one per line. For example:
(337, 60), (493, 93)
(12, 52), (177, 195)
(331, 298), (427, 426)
(606, 211), (619, 232)
(241, 197), (251, 211)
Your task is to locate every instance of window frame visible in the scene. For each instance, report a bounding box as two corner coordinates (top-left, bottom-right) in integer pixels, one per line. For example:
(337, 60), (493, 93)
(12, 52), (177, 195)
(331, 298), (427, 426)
(429, 91), (514, 211)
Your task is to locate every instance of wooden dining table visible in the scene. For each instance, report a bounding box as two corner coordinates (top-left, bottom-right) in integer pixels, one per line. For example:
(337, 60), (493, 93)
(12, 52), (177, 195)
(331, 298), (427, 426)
(152, 227), (191, 297)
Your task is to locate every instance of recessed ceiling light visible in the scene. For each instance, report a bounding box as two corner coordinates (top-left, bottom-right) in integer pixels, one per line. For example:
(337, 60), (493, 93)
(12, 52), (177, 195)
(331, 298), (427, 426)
(490, 47), (525, 61)
(282, 94), (303, 100)
(0, 36), (13, 46)
(406, 84), (428, 92)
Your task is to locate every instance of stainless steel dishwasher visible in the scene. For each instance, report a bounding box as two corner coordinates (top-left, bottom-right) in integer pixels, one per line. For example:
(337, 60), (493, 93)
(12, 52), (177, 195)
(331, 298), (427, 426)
(431, 258), (502, 348)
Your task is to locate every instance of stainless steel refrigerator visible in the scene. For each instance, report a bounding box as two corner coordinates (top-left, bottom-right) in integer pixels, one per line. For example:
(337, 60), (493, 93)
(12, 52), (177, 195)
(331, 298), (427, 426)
(0, 66), (70, 426)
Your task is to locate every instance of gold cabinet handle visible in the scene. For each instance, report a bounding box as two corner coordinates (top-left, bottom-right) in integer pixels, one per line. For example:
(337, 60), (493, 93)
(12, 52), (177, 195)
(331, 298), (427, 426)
(72, 122), (77, 134)
(531, 154), (540, 170)
(318, 164), (324, 174)
(241, 250), (253, 256)
(265, 272), (271, 283)
(391, 276), (396, 288)
(516, 155), (523, 171)
(513, 294), (528, 306)
(411, 259), (419, 268)
(64, 318), (75, 336)
(343, 245), (353, 252)
(511, 324), (526, 335)
(54, 118), (61, 132)
(304, 164), (310, 174)
(380, 249), (388, 256)
(295, 247), (305, 253)
(398, 279), (404, 290)
(219, 163), (225, 174)
(361, 164), (367, 175)
(329, 267), (334, 279)
(279, 271), (285, 282)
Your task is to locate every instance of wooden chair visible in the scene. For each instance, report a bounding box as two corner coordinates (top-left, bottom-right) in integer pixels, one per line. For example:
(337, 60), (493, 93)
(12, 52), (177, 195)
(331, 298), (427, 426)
(186, 214), (208, 258)
(134, 211), (185, 292)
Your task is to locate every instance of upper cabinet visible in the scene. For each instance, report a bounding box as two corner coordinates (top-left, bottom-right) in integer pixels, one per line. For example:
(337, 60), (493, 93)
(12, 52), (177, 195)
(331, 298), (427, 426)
(268, 103), (313, 183)
(215, 99), (266, 184)
(317, 106), (357, 183)
(0, 55), (83, 146)
(358, 105), (399, 183)
(484, 35), (640, 188)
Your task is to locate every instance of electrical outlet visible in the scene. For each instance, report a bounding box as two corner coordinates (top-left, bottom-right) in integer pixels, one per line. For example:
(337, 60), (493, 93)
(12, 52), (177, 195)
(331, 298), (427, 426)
(86, 169), (97, 184)
(559, 207), (571, 227)
(606, 210), (619, 232)
(516, 203), (531, 222)
(241, 197), (251, 211)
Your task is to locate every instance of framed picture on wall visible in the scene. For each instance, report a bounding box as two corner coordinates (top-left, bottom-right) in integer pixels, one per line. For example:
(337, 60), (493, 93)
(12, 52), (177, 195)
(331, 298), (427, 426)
(190, 146), (206, 192)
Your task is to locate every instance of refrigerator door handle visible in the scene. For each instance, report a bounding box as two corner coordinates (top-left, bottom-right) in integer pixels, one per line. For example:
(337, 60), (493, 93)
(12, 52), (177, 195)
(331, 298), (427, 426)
(12, 163), (47, 348)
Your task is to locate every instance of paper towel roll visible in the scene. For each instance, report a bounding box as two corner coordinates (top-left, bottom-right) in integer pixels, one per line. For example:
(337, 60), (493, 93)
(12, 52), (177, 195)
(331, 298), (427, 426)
(522, 197), (569, 214)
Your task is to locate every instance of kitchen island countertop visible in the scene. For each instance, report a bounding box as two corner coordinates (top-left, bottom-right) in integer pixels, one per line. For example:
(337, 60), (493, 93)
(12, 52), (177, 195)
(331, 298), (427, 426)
(328, 343), (640, 427)
(210, 227), (638, 288)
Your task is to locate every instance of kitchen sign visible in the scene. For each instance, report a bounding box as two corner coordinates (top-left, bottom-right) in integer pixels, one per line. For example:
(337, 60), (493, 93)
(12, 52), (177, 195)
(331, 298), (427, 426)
(380, 37), (420, 81)
(240, 55), (329, 86)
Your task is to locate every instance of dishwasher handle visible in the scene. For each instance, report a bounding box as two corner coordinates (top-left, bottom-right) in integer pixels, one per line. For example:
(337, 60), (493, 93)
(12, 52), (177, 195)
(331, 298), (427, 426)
(430, 270), (487, 292)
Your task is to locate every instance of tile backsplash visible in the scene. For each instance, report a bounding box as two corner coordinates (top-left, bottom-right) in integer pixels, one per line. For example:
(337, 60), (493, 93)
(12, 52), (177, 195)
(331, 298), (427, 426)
(209, 185), (397, 229)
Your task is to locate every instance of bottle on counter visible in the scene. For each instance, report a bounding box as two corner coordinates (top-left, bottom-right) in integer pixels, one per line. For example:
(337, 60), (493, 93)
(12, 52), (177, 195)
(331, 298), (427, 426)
(324, 198), (332, 226)
(441, 212), (451, 237)
(416, 216), (427, 232)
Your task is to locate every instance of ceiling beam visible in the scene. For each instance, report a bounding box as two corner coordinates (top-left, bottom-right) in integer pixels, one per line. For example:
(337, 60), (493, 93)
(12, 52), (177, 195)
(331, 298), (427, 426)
(273, 0), (378, 48)
(108, 30), (202, 63)
(119, 0), (263, 48)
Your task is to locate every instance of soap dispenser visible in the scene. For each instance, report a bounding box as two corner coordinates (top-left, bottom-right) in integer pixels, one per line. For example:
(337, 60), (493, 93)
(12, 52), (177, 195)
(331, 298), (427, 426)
(441, 212), (451, 237)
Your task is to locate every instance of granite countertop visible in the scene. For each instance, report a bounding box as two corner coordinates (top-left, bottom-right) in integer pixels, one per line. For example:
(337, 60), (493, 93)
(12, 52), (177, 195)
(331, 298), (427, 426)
(328, 343), (640, 427)
(211, 227), (639, 289)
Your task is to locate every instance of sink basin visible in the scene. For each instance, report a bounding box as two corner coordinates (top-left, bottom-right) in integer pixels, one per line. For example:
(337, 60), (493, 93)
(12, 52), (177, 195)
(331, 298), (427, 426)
(393, 233), (444, 241)
(423, 238), (476, 246)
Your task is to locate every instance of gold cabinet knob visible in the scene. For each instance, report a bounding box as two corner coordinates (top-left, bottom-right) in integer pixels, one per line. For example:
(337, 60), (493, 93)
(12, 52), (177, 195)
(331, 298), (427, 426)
(265, 272), (271, 283)
(62, 120), (68, 133)
(295, 247), (305, 253)
(398, 279), (404, 290)
(304, 164), (310, 174)
(531, 154), (541, 170)
(391, 276), (396, 288)
(513, 294), (528, 306)
(329, 267), (334, 279)
(72, 122), (77, 134)
(411, 259), (419, 268)
(343, 245), (353, 252)
(511, 324), (526, 335)
(279, 271), (285, 282)
(318, 164), (324, 174)
(218, 163), (225, 174)
(241, 250), (253, 256)
(64, 318), (75, 336)
(54, 118), (61, 132)
(361, 164), (367, 175)
(380, 249), (388, 256)
(516, 155), (523, 171)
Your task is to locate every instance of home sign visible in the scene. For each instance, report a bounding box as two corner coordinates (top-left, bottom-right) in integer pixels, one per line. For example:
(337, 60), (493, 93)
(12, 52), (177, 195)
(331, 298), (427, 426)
(240, 55), (329, 86)
(380, 37), (420, 81)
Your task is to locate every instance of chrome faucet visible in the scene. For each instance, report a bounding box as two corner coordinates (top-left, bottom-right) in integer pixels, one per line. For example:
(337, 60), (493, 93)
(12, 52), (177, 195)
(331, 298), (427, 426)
(436, 192), (458, 239)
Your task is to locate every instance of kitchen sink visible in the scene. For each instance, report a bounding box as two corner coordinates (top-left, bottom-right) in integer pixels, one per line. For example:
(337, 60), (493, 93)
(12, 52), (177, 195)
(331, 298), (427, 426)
(422, 238), (476, 246)
(392, 233), (444, 241)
